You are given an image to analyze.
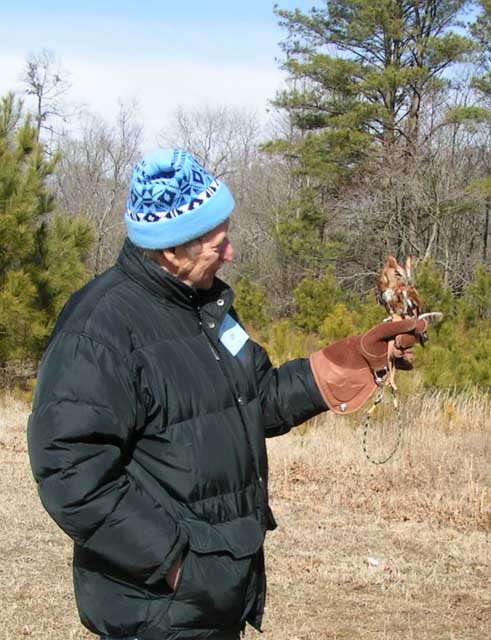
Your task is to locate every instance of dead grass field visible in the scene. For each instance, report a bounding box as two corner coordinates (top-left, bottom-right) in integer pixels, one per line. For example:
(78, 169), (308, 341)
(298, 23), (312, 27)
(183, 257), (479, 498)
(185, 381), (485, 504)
(1, 391), (490, 639)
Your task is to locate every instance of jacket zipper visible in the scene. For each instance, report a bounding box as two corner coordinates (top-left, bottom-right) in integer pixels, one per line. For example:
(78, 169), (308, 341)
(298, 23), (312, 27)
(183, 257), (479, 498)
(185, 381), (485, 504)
(196, 305), (221, 362)
(195, 304), (264, 486)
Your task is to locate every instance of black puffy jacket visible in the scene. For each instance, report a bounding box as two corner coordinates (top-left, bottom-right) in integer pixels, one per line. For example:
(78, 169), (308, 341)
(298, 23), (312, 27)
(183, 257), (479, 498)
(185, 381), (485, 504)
(27, 240), (326, 640)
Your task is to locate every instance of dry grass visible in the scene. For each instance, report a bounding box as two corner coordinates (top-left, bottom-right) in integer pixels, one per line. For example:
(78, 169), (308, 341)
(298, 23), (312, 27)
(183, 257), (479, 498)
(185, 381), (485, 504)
(1, 391), (490, 639)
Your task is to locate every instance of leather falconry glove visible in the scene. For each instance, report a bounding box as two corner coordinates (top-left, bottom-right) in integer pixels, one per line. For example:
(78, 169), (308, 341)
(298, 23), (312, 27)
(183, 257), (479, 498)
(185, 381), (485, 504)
(310, 318), (428, 415)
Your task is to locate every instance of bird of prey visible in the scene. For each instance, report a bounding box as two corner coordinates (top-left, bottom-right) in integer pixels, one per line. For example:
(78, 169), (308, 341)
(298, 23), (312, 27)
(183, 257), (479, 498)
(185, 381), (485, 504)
(375, 255), (442, 387)
(376, 255), (422, 320)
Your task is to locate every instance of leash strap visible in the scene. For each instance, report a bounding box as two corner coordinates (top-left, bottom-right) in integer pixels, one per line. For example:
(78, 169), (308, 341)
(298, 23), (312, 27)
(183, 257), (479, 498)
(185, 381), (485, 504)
(362, 380), (402, 465)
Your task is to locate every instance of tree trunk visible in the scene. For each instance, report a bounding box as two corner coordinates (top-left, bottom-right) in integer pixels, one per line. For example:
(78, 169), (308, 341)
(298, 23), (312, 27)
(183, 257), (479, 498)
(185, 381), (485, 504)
(484, 198), (490, 263)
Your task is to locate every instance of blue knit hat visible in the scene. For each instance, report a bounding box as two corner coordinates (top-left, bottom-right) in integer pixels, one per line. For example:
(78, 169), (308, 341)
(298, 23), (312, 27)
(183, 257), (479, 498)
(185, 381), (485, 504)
(125, 149), (235, 249)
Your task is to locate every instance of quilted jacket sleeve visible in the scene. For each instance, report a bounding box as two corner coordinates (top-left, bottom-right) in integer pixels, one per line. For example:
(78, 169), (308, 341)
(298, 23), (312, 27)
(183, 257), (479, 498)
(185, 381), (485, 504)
(252, 342), (327, 437)
(27, 331), (187, 586)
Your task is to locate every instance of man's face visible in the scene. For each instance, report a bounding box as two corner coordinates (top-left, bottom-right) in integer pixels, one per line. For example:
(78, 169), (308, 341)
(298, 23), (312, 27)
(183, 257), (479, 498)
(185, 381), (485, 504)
(175, 220), (234, 290)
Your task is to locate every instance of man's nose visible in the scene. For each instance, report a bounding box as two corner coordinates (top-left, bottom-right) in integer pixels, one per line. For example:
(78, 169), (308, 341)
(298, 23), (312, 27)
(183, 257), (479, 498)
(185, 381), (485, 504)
(221, 239), (234, 262)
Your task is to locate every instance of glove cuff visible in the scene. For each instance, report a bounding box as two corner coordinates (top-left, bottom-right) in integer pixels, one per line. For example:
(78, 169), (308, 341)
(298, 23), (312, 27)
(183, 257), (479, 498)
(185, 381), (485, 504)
(310, 349), (378, 415)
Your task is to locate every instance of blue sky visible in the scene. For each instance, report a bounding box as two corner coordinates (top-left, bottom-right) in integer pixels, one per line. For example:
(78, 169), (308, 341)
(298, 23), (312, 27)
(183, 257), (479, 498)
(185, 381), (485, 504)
(0, 1), (314, 146)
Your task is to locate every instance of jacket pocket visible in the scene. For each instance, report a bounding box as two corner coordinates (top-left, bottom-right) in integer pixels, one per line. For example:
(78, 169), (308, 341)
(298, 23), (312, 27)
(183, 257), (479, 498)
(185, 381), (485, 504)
(166, 516), (264, 630)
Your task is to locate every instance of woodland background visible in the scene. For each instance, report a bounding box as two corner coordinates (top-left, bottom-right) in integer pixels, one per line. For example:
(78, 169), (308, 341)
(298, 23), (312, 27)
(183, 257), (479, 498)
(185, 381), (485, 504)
(3, 4), (491, 638)
(3, 0), (491, 391)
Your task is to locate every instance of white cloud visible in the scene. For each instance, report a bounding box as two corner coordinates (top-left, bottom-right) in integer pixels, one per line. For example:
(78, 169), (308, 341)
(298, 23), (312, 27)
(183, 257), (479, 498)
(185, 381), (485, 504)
(0, 51), (26, 95)
(66, 53), (285, 147)
(0, 50), (286, 149)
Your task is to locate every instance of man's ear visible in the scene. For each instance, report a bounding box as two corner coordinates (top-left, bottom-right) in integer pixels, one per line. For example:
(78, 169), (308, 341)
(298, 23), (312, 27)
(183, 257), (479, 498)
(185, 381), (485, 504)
(160, 247), (180, 269)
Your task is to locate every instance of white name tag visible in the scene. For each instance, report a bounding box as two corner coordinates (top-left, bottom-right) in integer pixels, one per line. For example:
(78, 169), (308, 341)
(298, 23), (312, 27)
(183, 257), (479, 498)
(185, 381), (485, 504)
(219, 314), (249, 356)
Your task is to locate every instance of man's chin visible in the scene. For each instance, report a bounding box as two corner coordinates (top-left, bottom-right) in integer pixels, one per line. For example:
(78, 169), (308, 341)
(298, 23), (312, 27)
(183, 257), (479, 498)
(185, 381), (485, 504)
(196, 278), (215, 291)
(195, 269), (221, 291)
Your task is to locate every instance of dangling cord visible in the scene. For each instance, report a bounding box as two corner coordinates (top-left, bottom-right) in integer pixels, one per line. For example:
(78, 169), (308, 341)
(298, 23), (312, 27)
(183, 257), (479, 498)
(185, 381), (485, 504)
(362, 376), (402, 465)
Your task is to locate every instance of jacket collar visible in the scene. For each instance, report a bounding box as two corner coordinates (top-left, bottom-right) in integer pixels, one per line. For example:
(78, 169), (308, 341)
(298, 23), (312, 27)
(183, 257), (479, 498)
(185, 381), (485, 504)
(116, 239), (234, 317)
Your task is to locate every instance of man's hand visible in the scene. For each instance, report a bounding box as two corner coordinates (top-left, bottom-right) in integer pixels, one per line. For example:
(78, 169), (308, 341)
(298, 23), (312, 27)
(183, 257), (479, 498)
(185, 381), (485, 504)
(310, 318), (428, 415)
(358, 318), (427, 372)
(165, 554), (182, 591)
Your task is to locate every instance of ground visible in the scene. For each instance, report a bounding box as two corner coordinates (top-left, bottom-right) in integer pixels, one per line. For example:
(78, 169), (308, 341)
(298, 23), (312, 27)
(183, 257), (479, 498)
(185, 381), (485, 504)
(1, 391), (490, 639)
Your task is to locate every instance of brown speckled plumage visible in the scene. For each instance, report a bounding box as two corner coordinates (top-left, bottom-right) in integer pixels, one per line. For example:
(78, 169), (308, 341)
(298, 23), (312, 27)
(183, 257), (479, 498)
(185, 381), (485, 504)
(376, 256), (422, 319)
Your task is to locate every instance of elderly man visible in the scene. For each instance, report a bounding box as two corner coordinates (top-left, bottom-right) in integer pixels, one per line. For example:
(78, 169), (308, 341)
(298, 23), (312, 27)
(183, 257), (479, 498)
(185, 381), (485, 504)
(28, 149), (426, 640)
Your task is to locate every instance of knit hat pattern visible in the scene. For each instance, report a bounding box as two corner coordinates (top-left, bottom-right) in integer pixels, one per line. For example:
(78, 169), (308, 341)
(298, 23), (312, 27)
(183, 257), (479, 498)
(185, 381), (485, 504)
(125, 148), (234, 249)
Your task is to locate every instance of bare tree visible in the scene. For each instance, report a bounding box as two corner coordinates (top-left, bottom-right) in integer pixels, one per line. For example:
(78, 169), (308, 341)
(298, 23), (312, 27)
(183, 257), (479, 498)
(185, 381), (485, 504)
(21, 49), (72, 146)
(55, 100), (143, 274)
(158, 104), (291, 288)
(158, 104), (262, 179)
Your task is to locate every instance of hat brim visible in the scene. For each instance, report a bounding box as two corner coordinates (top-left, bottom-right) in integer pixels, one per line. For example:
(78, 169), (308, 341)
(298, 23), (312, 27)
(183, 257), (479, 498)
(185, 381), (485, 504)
(125, 181), (235, 250)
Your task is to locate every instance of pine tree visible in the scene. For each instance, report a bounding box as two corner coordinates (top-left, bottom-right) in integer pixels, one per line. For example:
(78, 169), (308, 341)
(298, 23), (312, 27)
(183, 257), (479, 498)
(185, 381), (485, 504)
(267, 0), (475, 285)
(471, 0), (491, 95)
(0, 93), (93, 367)
(274, 0), (473, 152)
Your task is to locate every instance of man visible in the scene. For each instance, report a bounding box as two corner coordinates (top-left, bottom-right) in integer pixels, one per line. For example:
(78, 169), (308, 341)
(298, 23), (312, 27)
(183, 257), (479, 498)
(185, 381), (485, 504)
(28, 149), (426, 640)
